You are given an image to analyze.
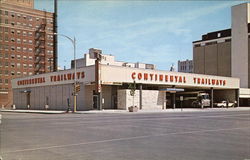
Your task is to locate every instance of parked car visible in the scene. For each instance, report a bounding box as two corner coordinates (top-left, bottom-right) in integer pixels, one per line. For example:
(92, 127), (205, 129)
(215, 101), (235, 108)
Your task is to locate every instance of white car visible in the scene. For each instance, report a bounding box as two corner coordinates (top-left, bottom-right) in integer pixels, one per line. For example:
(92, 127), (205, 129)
(215, 101), (235, 108)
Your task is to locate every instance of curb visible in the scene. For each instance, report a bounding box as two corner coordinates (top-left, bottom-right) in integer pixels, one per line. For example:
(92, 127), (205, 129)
(0, 109), (66, 114)
(1, 107), (250, 114)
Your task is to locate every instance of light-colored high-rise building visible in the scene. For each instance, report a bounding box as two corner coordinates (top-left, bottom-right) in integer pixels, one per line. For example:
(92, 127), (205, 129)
(0, 0), (54, 107)
(231, 3), (250, 88)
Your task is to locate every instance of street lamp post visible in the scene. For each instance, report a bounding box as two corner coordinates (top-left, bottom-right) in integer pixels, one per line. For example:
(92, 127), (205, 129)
(54, 33), (77, 112)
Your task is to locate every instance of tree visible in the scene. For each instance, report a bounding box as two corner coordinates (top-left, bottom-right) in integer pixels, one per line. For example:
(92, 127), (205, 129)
(128, 80), (136, 107)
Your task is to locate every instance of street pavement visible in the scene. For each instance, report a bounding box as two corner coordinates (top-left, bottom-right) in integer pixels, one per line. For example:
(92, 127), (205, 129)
(0, 110), (250, 160)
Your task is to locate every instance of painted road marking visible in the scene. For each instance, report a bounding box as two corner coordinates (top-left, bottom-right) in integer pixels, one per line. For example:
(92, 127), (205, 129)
(3, 126), (250, 154)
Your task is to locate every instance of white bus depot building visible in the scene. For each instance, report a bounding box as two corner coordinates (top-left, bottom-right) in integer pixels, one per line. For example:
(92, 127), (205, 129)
(11, 48), (242, 111)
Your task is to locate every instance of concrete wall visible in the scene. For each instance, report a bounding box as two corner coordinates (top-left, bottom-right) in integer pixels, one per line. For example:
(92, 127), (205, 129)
(218, 42), (231, 77)
(193, 46), (205, 74)
(117, 89), (164, 110)
(232, 3), (249, 88)
(13, 83), (95, 110)
(194, 41), (232, 77)
(204, 44), (218, 75)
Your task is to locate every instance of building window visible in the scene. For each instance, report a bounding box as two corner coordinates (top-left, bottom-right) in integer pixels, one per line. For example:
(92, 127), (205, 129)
(17, 47), (21, 52)
(11, 30), (14, 34)
(23, 47), (27, 52)
(29, 56), (33, 60)
(16, 63), (21, 68)
(4, 35), (8, 42)
(5, 70), (9, 75)
(217, 33), (221, 38)
(17, 30), (21, 35)
(4, 27), (8, 33)
(17, 72), (21, 76)
(23, 72), (27, 75)
(5, 11), (8, 16)
(11, 54), (15, 59)
(5, 53), (8, 59)
(5, 62), (9, 67)
(23, 64), (27, 68)
(17, 38), (21, 43)
(5, 19), (8, 24)
(28, 40), (33, 44)
(4, 45), (9, 51)
(28, 16), (32, 21)
(11, 71), (15, 75)
(205, 41), (217, 45)
(29, 64), (33, 68)
(11, 38), (15, 42)
(23, 56), (27, 60)
(23, 31), (27, 36)
(194, 44), (201, 48)
(28, 32), (32, 36)
(17, 55), (21, 60)
(5, 79), (8, 84)
(29, 72), (32, 75)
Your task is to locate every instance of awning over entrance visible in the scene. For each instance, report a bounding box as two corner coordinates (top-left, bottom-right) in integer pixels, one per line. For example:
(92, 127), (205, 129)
(159, 88), (185, 92)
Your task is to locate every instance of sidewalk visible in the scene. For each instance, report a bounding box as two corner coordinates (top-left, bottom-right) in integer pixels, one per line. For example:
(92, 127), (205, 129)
(1, 107), (250, 114)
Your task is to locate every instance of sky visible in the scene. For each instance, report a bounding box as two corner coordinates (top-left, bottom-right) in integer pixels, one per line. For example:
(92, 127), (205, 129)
(35, 0), (248, 70)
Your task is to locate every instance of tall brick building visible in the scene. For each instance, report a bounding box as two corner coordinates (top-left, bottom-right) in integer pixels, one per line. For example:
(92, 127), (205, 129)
(0, 0), (54, 107)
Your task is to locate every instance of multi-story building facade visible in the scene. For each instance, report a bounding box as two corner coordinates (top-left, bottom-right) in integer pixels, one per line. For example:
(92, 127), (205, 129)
(193, 3), (250, 87)
(178, 59), (193, 73)
(193, 3), (250, 105)
(0, 0), (54, 107)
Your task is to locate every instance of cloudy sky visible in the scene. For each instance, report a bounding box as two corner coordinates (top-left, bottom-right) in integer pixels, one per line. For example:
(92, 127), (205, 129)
(35, 0), (246, 70)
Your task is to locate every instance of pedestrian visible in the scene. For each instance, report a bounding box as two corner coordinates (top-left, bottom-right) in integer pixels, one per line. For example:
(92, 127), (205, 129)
(226, 99), (229, 108)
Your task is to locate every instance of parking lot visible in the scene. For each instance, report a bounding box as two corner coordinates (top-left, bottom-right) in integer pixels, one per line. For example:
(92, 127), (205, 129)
(0, 110), (250, 160)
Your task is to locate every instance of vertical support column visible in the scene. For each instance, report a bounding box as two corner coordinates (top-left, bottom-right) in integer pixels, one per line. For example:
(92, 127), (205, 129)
(211, 87), (214, 108)
(173, 93), (176, 109)
(95, 52), (102, 110)
(172, 85), (176, 109)
(235, 89), (240, 107)
(139, 84), (142, 110)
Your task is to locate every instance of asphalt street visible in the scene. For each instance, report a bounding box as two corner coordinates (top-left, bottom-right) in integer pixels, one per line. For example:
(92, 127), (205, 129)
(0, 110), (250, 160)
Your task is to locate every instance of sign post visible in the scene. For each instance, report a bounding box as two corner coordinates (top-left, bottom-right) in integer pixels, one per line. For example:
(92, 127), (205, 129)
(180, 96), (183, 111)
